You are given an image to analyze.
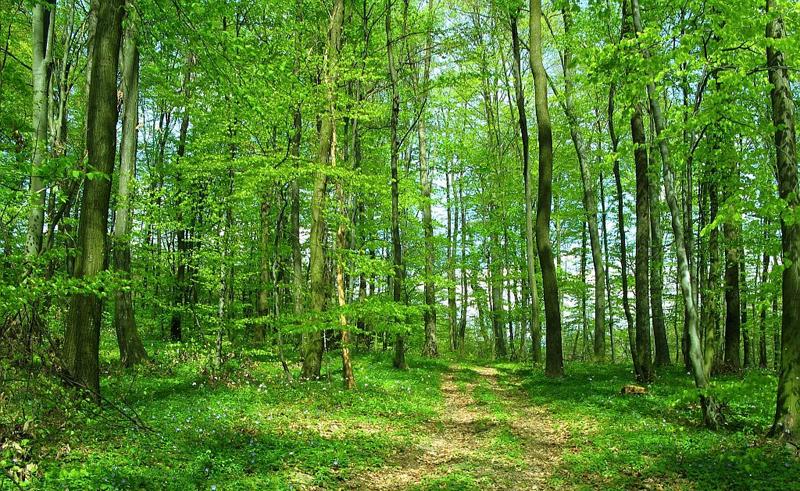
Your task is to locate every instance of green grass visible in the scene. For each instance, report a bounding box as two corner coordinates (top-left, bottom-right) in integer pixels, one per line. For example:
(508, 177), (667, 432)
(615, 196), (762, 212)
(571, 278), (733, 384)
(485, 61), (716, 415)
(6, 342), (799, 490)
(16, 340), (449, 490)
(494, 361), (800, 490)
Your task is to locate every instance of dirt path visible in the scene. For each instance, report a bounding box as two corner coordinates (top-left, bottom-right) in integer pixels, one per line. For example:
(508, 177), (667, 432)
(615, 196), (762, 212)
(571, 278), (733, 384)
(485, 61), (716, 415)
(349, 365), (567, 490)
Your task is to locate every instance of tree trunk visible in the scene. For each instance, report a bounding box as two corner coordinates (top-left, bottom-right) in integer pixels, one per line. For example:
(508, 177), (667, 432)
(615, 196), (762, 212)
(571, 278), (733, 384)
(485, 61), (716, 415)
(446, 168), (457, 351)
(632, 102), (653, 383)
(723, 210), (742, 372)
(649, 143), (669, 367)
(171, 56), (194, 343)
(629, 0), (707, 393)
(302, 0), (345, 379)
(599, 170), (615, 362)
(609, 84), (636, 365)
(418, 0), (437, 357)
(256, 198), (272, 342)
(386, 0), (407, 370)
(63, 0), (124, 398)
(766, 0), (800, 440)
(560, 3), (606, 362)
(458, 174), (469, 348)
(742, 261), (751, 369)
(759, 245), (770, 369)
(26, 0), (54, 264)
(530, 0), (563, 377)
(703, 170), (722, 380)
(113, 0), (147, 367)
(510, 12), (541, 365)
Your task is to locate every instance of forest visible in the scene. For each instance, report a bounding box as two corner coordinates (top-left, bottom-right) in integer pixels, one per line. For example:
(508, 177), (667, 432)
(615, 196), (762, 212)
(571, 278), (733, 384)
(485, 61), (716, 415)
(1, 0), (799, 488)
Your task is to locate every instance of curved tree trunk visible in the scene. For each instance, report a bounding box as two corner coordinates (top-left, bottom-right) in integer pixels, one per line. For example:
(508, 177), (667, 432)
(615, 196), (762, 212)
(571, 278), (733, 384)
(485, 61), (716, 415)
(560, 3), (606, 362)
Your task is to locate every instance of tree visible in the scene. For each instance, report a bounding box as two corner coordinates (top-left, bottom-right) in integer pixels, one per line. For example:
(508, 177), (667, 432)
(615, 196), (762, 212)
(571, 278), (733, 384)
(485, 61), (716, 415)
(386, 0), (407, 370)
(63, 0), (125, 397)
(766, 0), (799, 441)
(631, 100), (652, 383)
(559, 1), (606, 362)
(510, 8), (541, 364)
(417, 0), (437, 357)
(26, 0), (54, 265)
(530, 0), (563, 377)
(301, 0), (345, 380)
(113, 0), (147, 367)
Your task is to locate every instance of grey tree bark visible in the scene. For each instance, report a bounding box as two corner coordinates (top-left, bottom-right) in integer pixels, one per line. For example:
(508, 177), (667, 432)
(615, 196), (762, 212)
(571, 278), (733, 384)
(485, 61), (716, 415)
(113, 0), (147, 367)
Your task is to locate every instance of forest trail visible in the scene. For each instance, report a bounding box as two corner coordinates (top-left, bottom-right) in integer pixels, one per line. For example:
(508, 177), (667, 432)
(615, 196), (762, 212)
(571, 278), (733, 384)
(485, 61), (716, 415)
(349, 365), (567, 490)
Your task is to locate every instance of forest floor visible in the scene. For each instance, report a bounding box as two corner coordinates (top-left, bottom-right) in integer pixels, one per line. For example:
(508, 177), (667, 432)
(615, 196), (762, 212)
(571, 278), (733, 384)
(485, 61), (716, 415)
(5, 339), (800, 490)
(350, 364), (567, 489)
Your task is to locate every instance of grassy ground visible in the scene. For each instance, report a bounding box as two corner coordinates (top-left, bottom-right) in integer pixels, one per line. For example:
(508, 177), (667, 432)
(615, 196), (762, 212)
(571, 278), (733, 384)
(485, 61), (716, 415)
(4, 340), (799, 490)
(496, 362), (800, 490)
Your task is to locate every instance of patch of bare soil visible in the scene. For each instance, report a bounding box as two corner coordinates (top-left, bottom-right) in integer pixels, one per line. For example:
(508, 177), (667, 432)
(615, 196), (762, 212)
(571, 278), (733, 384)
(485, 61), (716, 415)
(346, 365), (567, 490)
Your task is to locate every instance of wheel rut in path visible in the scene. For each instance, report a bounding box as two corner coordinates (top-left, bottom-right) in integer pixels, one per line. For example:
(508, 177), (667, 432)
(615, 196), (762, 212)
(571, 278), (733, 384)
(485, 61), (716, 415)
(349, 364), (567, 490)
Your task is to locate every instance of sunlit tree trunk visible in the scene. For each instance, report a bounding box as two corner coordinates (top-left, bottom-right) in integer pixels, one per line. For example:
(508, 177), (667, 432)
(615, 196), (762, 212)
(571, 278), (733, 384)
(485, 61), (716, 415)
(63, 0), (124, 398)
(510, 11), (541, 364)
(631, 101), (652, 382)
(386, 0), (407, 369)
(530, 0), (563, 377)
(560, 2), (606, 362)
(26, 0), (55, 265)
(113, 0), (147, 367)
(608, 85), (635, 364)
(302, 0), (345, 379)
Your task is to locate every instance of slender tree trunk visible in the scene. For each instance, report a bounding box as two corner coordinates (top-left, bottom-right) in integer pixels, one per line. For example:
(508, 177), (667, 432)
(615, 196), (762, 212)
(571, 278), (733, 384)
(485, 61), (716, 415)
(767, 0), (800, 440)
(742, 260), (751, 369)
(302, 0), (345, 379)
(580, 221), (588, 360)
(510, 12), (541, 364)
(599, 170), (615, 362)
(530, 0), (563, 377)
(560, 3), (606, 362)
(256, 197), (272, 342)
(113, 0), (147, 367)
(446, 168), (457, 351)
(632, 102), (653, 382)
(171, 57), (193, 342)
(759, 245), (770, 369)
(458, 174), (469, 348)
(63, 0), (124, 398)
(609, 84), (636, 365)
(649, 143), (669, 367)
(629, 0), (707, 396)
(417, 0), (437, 357)
(26, 0), (55, 265)
(386, 0), (407, 370)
